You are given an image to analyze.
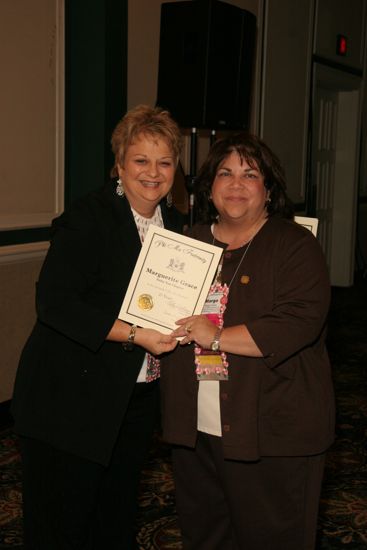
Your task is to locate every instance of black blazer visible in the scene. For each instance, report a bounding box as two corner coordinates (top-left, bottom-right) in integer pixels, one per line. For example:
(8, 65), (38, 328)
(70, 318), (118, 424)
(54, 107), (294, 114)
(12, 182), (184, 465)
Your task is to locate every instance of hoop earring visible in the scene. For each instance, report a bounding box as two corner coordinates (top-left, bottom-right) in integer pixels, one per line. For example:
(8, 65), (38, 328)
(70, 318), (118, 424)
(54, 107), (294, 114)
(166, 191), (173, 208)
(116, 179), (125, 197)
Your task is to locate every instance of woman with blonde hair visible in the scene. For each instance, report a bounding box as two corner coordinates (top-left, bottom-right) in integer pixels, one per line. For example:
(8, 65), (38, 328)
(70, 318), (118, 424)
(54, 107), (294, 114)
(12, 105), (183, 549)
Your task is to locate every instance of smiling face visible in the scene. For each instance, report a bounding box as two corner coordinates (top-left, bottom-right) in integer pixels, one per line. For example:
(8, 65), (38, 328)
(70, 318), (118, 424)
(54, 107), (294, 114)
(117, 134), (176, 216)
(211, 151), (269, 226)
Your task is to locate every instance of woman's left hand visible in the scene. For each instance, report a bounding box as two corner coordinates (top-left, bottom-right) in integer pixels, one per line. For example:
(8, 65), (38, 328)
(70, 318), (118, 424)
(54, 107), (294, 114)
(171, 315), (218, 349)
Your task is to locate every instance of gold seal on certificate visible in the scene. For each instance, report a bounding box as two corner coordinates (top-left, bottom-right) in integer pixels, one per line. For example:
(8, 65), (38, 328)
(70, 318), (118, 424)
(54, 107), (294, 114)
(118, 226), (223, 334)
(138, 294), (154, 310)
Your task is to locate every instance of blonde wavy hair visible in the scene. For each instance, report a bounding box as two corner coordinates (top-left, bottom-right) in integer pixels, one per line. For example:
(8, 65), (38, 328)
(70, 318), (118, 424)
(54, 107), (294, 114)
(110, 104), (182, 177)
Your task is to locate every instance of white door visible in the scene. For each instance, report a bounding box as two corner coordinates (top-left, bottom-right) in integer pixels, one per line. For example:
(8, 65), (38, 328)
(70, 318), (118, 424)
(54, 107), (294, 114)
(312, 87), (337, 268)
(311, 64), (362, 286)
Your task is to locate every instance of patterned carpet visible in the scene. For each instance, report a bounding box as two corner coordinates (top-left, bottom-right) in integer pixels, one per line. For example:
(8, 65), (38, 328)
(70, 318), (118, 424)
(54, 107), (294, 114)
(315, 280), (367, 549)
(1, 279), (366, 549)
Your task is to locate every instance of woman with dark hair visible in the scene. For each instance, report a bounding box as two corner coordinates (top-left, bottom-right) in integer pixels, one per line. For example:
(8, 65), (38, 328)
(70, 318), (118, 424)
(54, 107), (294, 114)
(195, 132), (294, 222)
(12, 104), (182, 549)
(160, 133), (335, 550)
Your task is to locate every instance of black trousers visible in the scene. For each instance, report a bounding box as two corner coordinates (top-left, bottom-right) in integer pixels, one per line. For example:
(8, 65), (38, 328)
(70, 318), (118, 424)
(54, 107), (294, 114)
(20, 380), (159, 550)
(172, 432), (326, 550)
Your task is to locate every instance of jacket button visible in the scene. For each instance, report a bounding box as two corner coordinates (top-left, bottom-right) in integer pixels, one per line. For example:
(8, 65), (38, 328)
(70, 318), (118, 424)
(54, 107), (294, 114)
(221, 392), (228, 400)
(224, 251), (232, 259)
(223, 424), (230, 432)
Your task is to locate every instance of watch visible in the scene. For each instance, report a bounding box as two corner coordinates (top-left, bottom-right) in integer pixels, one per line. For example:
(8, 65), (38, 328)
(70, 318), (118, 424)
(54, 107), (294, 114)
(122, 324), (137, 351)
(210, 327), (222, 352)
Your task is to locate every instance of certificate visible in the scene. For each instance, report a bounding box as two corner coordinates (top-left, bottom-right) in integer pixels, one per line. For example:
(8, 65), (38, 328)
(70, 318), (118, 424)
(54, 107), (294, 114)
(119, 225), (223, 333)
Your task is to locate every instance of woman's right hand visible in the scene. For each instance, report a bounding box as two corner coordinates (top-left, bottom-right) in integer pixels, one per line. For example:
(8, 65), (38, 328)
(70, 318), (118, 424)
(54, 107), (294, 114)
(107, 320), (177, 355)
(135, 328), (178, 355)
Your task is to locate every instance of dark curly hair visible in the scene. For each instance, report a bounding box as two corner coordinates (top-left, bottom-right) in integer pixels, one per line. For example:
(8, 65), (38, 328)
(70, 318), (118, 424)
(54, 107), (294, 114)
(195, 133), (294, 223)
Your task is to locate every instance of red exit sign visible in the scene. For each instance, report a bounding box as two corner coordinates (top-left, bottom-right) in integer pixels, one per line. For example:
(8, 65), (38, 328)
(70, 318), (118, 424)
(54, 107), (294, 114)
(336, 34), (347, 56)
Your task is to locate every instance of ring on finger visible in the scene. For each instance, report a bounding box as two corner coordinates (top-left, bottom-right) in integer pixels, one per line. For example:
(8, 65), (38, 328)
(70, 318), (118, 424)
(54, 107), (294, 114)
(185, 324), (192, 334)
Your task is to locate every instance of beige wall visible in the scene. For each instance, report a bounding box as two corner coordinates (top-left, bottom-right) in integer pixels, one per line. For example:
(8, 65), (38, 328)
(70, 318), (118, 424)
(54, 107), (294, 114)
(0, 0), (64, 231)
(0, 252), (45, 402)
(315, 0), (366, 69)
(261, 0), (314, 203)
(0, 0), (62, 405)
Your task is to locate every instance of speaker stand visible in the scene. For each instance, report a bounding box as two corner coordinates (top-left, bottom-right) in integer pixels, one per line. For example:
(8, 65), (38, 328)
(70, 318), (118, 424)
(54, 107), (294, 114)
(184, 128), (216, 228)
(185, 127), (197, 228)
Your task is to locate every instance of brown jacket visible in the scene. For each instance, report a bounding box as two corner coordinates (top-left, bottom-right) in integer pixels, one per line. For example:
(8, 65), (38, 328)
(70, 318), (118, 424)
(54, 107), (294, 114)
(160, 217), (335, 461)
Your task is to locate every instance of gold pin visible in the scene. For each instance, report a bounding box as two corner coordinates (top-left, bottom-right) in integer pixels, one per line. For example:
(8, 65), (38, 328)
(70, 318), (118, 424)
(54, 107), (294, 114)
(240, 275), (250, 285)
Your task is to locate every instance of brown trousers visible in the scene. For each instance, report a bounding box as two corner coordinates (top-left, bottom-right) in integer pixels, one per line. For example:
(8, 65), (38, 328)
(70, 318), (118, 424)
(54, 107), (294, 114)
(172, 432), (326, 550)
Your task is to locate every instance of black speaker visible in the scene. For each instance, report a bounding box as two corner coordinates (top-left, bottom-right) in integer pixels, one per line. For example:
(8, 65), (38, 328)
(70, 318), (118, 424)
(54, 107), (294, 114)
(156, 0), (256, 130)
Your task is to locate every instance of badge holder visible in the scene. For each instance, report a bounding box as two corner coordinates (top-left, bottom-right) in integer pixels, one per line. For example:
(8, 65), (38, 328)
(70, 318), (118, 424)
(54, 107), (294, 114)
(195, 282), (229, 381)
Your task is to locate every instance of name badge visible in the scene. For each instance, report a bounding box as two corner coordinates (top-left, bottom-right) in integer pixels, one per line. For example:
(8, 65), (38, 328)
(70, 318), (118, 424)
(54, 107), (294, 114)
(195, 283), (229, 381)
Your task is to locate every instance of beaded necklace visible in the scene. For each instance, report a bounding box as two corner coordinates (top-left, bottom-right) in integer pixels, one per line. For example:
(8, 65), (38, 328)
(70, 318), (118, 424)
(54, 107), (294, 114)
(195, 228), (254, 380)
